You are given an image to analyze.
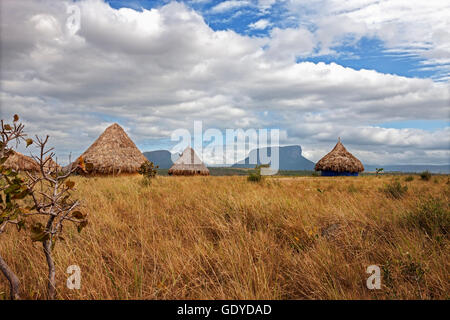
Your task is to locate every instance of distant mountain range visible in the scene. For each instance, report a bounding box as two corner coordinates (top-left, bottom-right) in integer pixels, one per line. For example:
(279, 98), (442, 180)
(232, 145), (315, 170)
(364, 164), (450, 174)
(143, 150), (173, 169)
(143, 146), (450, 173)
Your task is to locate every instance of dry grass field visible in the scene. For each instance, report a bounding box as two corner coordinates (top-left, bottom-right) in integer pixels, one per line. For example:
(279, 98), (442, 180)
(0, 174), (449, 299)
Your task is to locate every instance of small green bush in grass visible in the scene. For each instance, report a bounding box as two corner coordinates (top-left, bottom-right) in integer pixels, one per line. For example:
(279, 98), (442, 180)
(404, 197), (449, 239)
(247, 171), (262, 182)
(404, 176), (414, 182)
(420, 170), (431, 181)
(381, 181), (408, 199)
(247, 164), (268, 183)
(138, 160), (158, 185)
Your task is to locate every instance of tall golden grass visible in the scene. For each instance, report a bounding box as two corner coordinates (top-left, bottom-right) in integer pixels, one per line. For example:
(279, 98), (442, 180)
(0, 175), (448, 299)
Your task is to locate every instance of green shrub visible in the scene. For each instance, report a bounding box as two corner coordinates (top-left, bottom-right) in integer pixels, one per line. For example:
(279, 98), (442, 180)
(404, 176), (414, 182)
(138, 160), (158, 179)
(381, 181), (408, 199)
(400, 254), (425, 284)
(420, 170), (431, 181)
(247, 172), (262, 182)
(311, 171), (320, 177)
(247, 164), (269, 183)
(404, 197), (449, 239)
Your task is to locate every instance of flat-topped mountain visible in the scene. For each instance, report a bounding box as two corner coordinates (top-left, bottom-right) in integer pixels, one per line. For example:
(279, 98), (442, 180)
(232, 145), (315, 170)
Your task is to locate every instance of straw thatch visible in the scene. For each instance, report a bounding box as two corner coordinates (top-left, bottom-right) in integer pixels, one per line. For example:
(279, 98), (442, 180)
(43, 156), (61, 172)
(168, 147), (209, 176)
(314, 138), (364, 173)
(3, 151), (39, 172)
(72, 123), (147, 175)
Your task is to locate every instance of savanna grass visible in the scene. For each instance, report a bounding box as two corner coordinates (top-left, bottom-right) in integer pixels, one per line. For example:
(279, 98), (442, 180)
(0, 175), (448, 299)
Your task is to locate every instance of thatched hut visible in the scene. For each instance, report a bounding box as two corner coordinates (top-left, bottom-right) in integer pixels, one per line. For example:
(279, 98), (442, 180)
(3, 151), (39, 172)
(43, 156), (61, 173)
(72, 123), (147, 175)
(168, 147), (209, 176)
(314, 138), (364, 176)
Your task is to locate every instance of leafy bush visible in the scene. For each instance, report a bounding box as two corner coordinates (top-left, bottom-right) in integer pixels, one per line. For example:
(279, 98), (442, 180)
(138, 160), (158, 179)
(247, 172), (262, 182)
(420, 170), (431, 181)
(381, 181), (408, 199)
(400, 253), (425, 284)
(247, 164), (268, 183)
(404, 197), (449, 239)
(404, 176), (414, 182)
(0, 115), (87, 300)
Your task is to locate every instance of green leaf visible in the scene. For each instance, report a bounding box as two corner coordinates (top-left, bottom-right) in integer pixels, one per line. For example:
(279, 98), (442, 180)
(26, 138), (33, 147)
(31, 231), (49, 242)
(5, 193), (11, 204)
(31, 230), (49, 242)
(71, 211), (84, 219)
(30, 222), (49, 242)
(77, 220), (88, 233)
(11, 189), (29, 200)
(4, 184), (20, 194)
(17, 220), (26, 232)
(65, 180), (75, 189)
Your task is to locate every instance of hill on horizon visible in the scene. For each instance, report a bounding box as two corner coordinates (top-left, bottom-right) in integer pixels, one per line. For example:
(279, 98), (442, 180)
(143, 147), (450, 173)
(364, 164), (450, 174)
(143, 150), (174, 169)
(232, 145), (315, 171)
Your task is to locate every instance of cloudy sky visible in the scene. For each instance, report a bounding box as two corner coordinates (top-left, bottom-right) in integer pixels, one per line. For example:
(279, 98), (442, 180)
(0, 0), (449, 165)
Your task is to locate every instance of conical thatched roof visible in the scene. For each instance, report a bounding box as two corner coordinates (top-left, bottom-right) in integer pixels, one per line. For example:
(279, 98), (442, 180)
(315, 138), (364, 173)
(43, 156), (61, 173)
(3, 151), (39, 172)
(73, 123), (147, 175)
(168, 147), (209, 176)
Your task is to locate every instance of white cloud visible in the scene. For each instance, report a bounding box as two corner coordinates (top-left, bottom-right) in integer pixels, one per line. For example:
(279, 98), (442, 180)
(257, 0), (277, 13)
(0, 0), (449, 166)
(249, 19), (272, 30)
(211, 0), (251, 13)
(285, 0), (450, 80)
(265, 27), (315, 59)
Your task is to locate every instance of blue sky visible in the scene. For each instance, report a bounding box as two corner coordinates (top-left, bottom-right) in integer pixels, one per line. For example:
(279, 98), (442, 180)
(1, 0), (449, 165)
